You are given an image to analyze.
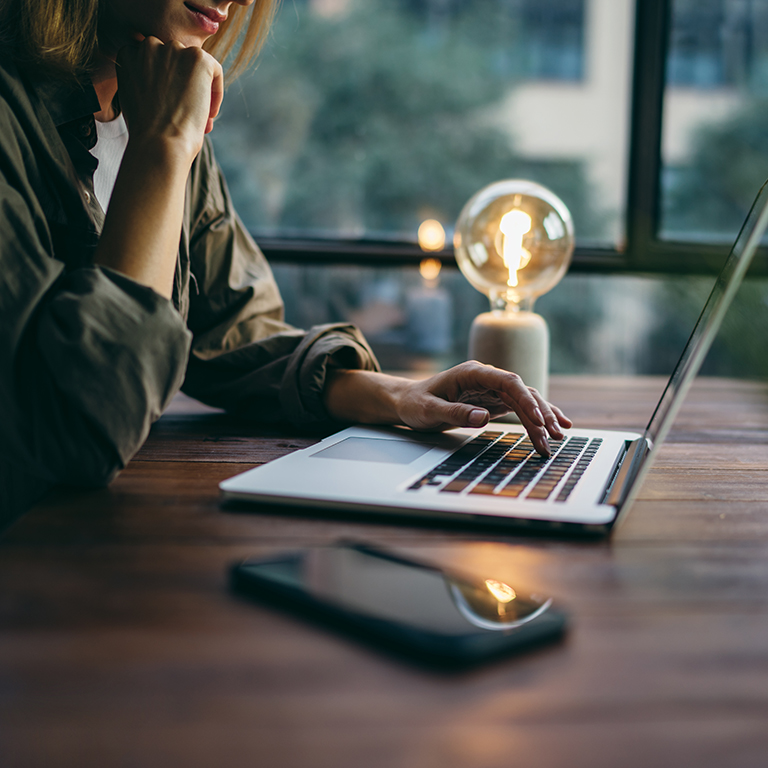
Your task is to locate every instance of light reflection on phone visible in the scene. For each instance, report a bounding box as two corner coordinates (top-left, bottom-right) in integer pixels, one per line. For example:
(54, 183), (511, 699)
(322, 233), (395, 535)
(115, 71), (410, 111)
(302, 544), (552, 635)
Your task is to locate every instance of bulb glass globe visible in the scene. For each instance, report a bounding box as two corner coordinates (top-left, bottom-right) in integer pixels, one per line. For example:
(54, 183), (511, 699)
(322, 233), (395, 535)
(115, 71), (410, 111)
(454, 179), (574, 312)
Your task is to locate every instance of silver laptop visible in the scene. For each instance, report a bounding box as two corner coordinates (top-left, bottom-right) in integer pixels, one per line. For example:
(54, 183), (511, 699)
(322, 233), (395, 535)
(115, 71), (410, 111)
(221, 181), (768, 536)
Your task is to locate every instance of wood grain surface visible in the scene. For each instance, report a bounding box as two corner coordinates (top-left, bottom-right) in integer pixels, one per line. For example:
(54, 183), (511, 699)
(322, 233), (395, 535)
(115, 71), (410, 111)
(2, 377), (768, 768)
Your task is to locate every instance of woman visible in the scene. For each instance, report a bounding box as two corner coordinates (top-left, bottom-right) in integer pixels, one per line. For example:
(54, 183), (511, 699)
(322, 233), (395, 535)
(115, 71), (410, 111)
(0, 0), (571, 527)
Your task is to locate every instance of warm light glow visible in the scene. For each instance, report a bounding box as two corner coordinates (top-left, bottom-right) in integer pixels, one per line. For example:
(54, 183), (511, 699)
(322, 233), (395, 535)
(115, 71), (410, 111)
(419, 257), (442, 281)
(485, 579), (517, 603)
(418, 219), (446, 252)
(499, 209), (532, 288)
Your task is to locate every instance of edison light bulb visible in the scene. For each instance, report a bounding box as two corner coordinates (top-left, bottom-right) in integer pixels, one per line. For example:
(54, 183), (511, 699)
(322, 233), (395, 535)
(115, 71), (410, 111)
(454, 180), (574, 400)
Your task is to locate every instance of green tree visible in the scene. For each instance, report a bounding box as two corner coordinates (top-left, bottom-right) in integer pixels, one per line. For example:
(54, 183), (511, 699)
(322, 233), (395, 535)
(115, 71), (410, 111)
(212, 0), (602, 240)
(664, 99), (768, 237)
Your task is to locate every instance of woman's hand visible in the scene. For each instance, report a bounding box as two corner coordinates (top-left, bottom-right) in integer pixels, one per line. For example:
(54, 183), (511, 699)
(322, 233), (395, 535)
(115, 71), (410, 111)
(395, 362), (572, 452)
(323, 362), (573, 456)
(94, 37), (223, 299)
(116, 36), (223, 160)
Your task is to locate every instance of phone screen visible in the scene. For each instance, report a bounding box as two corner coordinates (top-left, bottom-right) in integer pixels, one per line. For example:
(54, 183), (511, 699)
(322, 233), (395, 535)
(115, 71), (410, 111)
(231, 543), (567, 667)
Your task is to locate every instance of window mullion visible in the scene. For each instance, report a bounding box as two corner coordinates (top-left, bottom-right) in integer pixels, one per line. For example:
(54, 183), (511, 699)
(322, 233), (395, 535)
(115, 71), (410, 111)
(625, 0), (671, 270)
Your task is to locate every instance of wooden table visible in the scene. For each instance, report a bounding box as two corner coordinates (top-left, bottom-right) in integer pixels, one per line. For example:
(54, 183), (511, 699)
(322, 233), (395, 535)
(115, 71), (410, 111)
(3, 376), (768, 768)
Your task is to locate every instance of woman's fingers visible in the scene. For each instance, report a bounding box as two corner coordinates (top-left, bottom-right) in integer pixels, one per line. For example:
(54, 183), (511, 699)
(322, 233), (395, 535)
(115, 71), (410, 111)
(206, 61), (225, 134)
(436, 400), (490, 430)
(117, 37), (223, 152)
(419, 362), (573, 455)
(396, 386), (487, 432)
(550, 403), (573, 429)
(530, 392), (565, 440)
(448, 362), (544, 425)
(500, 384), (572, 436)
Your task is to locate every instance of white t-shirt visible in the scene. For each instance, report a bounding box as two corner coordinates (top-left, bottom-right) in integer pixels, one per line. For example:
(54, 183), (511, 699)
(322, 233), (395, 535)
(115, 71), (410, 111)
(92, 114), (128, 211)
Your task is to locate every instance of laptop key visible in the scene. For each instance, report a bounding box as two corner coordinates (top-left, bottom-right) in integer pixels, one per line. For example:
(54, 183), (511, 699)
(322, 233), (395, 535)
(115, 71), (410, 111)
(554, 439), (603, 502)
(408, 430), (510, 490)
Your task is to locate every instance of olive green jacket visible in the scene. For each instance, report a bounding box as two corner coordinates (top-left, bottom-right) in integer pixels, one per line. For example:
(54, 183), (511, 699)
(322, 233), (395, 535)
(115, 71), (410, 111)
(0, 53), (378, 528)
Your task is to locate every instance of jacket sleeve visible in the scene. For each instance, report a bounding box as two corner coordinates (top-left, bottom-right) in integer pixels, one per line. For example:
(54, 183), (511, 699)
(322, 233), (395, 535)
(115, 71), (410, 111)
(0, 173), (192, 525)
(181, 140), (380, 428)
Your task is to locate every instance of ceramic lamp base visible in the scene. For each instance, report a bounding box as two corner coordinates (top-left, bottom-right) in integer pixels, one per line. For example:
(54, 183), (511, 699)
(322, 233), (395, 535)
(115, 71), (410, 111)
(468, 311), (550, 419)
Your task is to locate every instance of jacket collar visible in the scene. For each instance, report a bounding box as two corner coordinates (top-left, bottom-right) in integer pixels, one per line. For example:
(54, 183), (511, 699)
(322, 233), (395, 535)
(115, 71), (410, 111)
(31, 73), (101, 127)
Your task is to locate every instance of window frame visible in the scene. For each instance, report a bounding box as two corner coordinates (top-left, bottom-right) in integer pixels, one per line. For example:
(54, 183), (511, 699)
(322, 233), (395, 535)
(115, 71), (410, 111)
(254, 0), (768, 277)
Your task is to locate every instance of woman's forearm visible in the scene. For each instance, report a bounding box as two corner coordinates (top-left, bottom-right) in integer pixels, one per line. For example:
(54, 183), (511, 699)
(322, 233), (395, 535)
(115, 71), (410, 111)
(94, 137), (192, 299)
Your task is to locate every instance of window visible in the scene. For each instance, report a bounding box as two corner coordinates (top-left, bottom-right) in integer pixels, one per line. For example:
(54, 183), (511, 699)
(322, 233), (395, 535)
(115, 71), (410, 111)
(213, 0), (768, 268)
(667, 0), (768, 89)
(209, 0), (768, 377)
(519, 0), (586, 81)
(662, 0), (768, 242)
(213, 0), (632, 250)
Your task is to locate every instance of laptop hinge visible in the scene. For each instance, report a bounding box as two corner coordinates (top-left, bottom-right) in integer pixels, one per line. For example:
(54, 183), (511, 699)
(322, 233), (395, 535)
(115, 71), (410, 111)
(602, 437), (649, 507)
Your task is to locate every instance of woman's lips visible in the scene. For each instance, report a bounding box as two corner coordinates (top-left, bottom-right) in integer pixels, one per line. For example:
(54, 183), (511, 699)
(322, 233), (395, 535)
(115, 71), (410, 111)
(184, 2), (225, 35)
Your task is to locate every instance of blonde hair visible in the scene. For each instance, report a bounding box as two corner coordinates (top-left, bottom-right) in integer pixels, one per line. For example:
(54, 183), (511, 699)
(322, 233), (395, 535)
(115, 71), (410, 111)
(206, 1), (279, 82)
(3, 0), (279, 81)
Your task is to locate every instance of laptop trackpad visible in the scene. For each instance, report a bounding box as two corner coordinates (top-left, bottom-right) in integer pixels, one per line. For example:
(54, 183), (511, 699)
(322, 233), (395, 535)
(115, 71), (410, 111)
(311, 437), (433, 464)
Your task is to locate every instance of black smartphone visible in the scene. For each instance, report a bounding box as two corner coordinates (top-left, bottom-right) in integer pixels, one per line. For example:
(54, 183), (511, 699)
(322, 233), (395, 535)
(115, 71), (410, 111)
(229, 542), (567, 669)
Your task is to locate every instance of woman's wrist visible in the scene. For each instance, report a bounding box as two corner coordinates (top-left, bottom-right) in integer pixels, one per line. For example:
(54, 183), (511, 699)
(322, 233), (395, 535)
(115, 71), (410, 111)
(323, 369), (408, 425)
(124, 132), (199, 174)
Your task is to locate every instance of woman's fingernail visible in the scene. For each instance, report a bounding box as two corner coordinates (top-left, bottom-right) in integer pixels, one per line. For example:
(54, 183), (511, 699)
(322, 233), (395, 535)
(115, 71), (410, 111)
(469, 409), (487, 426)
(533, 407), (544, 425)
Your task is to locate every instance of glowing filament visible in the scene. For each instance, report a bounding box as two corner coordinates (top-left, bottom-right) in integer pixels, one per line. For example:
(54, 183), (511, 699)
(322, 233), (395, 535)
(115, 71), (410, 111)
(485, 579), (517, 603)
(499, 209), (532, 287)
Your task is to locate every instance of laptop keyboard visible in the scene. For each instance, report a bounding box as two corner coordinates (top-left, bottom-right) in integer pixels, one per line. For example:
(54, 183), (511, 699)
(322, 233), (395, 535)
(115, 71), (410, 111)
(407, 430), (602, 502)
